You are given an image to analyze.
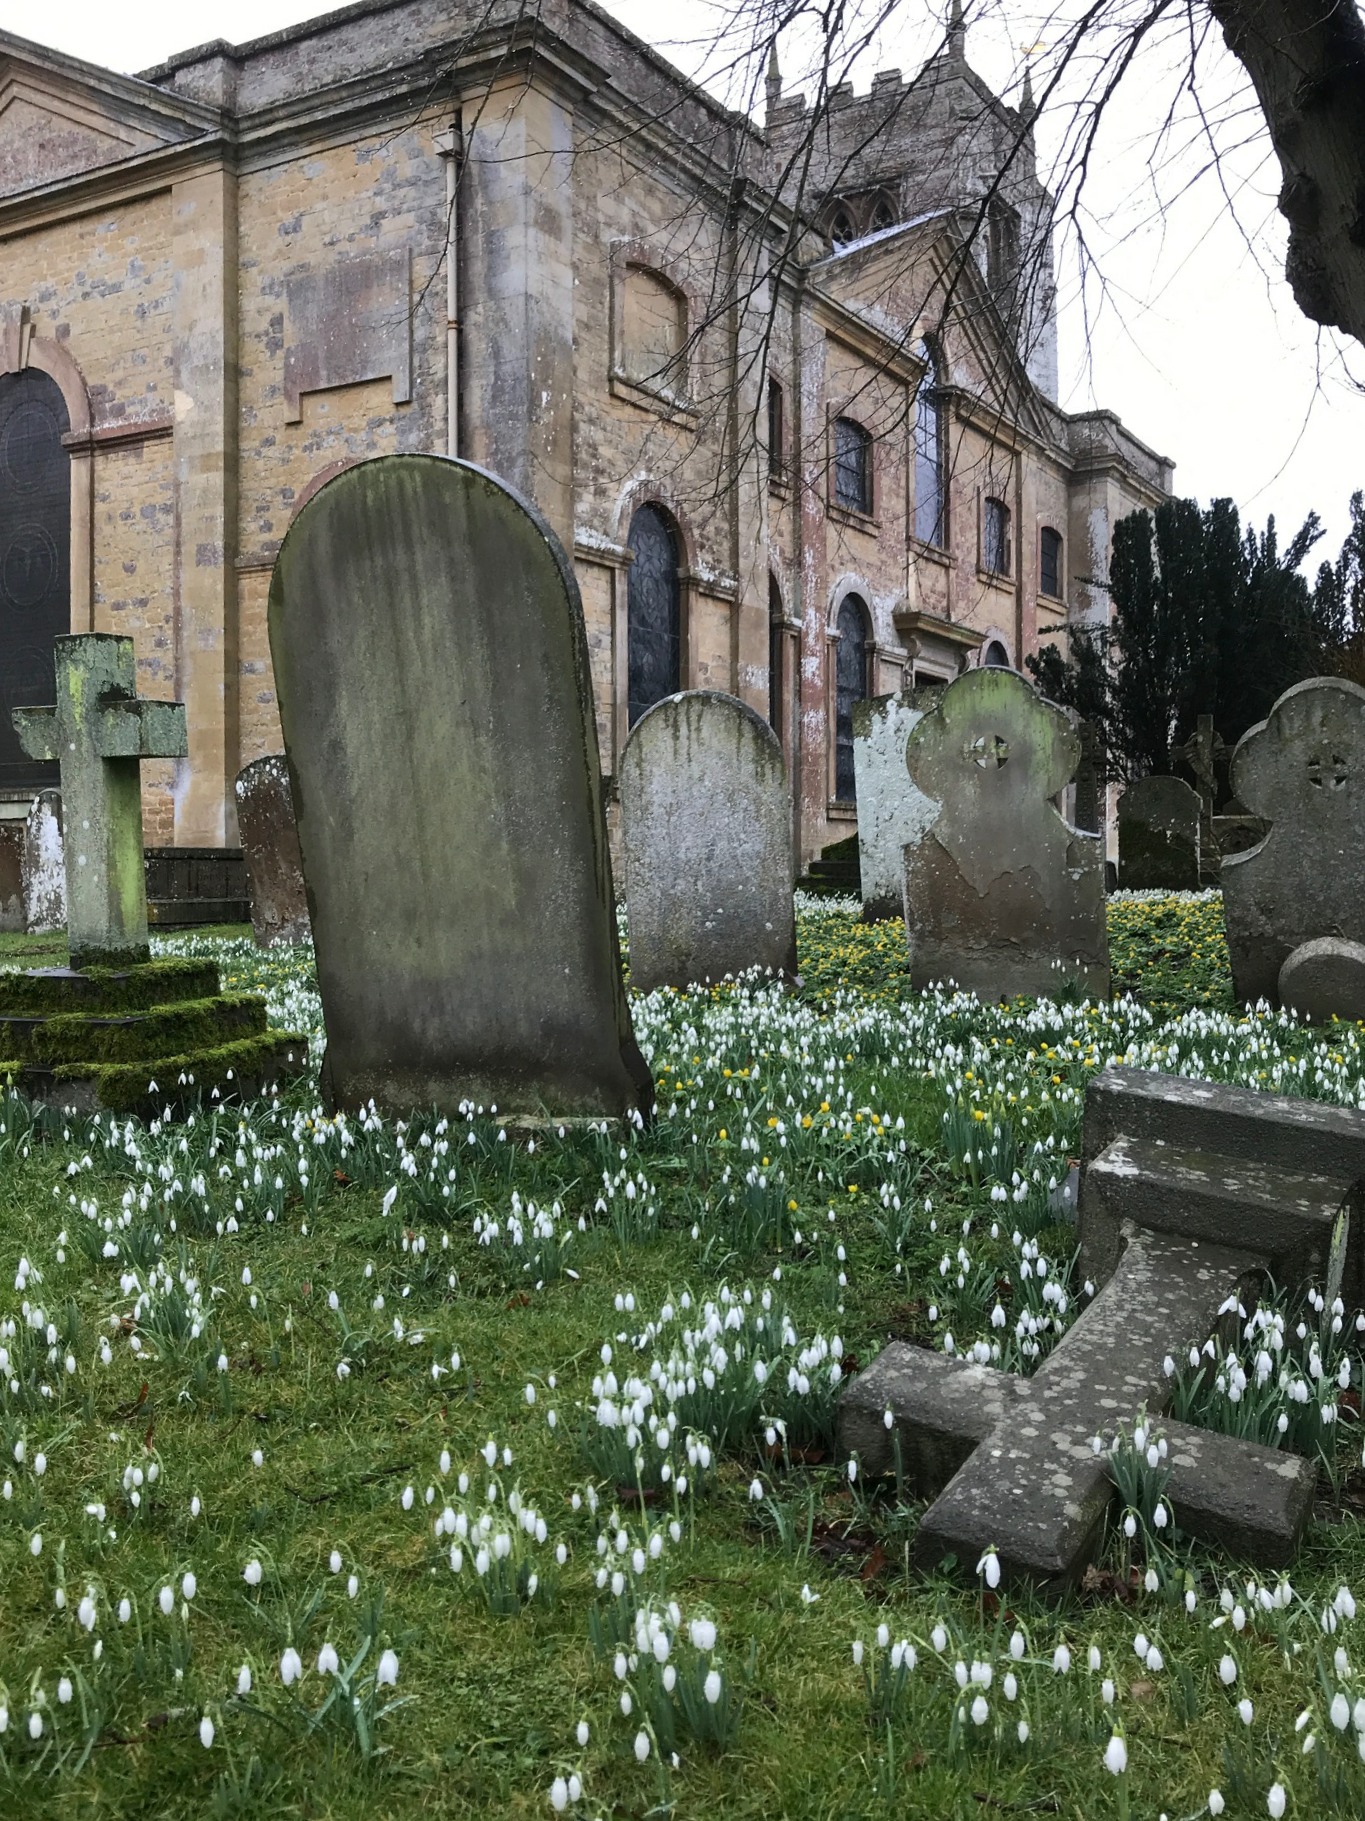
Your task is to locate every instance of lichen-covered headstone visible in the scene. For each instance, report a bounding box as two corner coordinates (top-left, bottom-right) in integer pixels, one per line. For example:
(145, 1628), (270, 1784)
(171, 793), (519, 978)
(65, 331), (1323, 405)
(1222, 678), (1365, 1008)
(268, 454), (652, 1119)
(22, 789), (65, 935)
(903, 667), (1108, 999)
(1117, 774), (1201, 890)
(852, 686), (942, 921)
(620, 691), (796, 993)
(235, 756), (310, 948)
(0, 820), (22, 933)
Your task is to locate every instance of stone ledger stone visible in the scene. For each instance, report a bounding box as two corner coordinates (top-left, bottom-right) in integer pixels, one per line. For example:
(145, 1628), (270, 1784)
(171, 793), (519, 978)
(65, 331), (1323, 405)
(902, 668), (1108, 1000)
(1117, 774), (1201, 891)
(22, 790), (64, 935)
(620, 690), (796, 994)
(1278, 937), (1365, 1026)
(1222, 677), (1365, 1007)
(851, 686), (941, 921)
(268, 453), (653, 1120)
(0, 821), (22, 933)
(235, 755), (311, 948)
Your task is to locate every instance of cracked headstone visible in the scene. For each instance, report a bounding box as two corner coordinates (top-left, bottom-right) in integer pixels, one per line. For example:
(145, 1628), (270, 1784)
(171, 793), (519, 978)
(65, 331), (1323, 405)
(21, 790), (64, 934)
(620, 690), (796, 994)
(1222, 677), (1365, 1009)
(901, 667), (1108, 999)
(12, 637), (185, 966)
(1117, 775), (1201, 891)
(235, 755), (310, 948)
(852, 686), (942, 922)
(268, 453), (653, 1121)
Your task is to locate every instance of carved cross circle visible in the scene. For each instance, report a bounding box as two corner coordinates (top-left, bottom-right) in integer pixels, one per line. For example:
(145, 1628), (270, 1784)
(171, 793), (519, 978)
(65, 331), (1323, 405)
(966, 733), (1010, 769)
(1306, 750), (1350, 791)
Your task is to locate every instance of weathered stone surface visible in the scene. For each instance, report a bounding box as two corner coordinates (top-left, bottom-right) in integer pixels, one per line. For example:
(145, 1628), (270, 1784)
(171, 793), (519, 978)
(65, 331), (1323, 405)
(1117, 774), (1201, 890)
(268, 453), (653, 1120)
(620, 691), (795, 993)
(1222, 678), (1365, 1007)
(851, 686), (941, 920)
(0, 821), (22, 932)
(12, 635), (187, 966)
(1279, 936), (1365, 1025)
(903, 668), (1108, 999)
(235, 756), (310, 948)
(22, 789), (64, 935)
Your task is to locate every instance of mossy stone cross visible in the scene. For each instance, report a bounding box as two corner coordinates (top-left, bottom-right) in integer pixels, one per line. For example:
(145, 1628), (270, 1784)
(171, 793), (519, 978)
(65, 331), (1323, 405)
(11, 634), (187, 968)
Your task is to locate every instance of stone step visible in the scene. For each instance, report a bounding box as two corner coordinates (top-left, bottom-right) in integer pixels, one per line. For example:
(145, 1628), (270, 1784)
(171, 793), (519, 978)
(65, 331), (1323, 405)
(0, 960), (221, 1018)
(8, 1032), (310, 1118)
(0, 994), (267, 1065)
(1087, 1133), (1353, 1292)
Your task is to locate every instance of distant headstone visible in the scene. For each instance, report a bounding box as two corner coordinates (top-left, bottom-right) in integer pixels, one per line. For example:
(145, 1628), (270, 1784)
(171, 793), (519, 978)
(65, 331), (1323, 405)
(268, 453), (653, 1120)
(12, 636), (186, 966)
(22, 790), (65, 935)
(1172, 713), (1226, 883)
(1279, 937), (1365, 1024)
(235, 756), (310, 948)
(852, 686), (941, 921)
(0, 821), (22, 932)
(902, 668), (1108, 999)
(1071, 717), (1103, 836)
(621, 690), (796, 993)
(1117, 775), (1201, 890)
(1222, 678), (1365, 1008)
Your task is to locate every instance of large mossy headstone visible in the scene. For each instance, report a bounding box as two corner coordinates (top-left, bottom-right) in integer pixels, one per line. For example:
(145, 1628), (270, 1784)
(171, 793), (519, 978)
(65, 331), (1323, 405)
(268, 453), (652, 1120)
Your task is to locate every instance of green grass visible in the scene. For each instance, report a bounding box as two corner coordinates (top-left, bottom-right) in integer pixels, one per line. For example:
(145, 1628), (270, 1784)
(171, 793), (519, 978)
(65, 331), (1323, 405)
(0, 901), (1359, 1819)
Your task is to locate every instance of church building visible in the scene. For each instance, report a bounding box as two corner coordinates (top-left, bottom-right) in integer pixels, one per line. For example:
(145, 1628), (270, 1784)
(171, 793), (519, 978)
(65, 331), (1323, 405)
(0, 0), (1171, 865)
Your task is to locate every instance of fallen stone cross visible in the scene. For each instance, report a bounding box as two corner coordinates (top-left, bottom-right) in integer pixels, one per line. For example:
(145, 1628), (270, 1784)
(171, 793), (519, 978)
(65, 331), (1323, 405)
(840, 1067), (1365, 1589)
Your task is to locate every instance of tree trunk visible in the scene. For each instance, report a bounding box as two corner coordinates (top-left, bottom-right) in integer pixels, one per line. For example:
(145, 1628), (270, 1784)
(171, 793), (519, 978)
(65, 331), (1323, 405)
(1207, 0), (1365, 346)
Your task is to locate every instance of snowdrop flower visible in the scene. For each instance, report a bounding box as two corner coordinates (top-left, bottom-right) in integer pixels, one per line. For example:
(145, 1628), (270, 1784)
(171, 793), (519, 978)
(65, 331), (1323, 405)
(28, 1713), (41, 1740)
(199, 1715), (215, 1749)
(57, 1678), (72, 1704)
(243, 1559), (263, 1587)
(1104, 1734), (1127, 1776)
(852, 1640), (864, 1667)
(971, 1695), (988, 1726)
(1145, 1645), (1164, 1673)
(181, 1572), (197, 1601)
(29, 1533), (41, 1557)
(577, 1720), (589, 1747)
(1208, 1793), (1224, 1816)
(800, 1584), (819, 1605)
(977, 1548), (1001, 1590)
(690, 1618), (717, 1652)
(251, 1449), (263, 1469)
(1219, 1655), (1238, 1685)
(236, 1665), (252, 1696)
(279, 1647), (303, 1687)
(1088, 1646), (1102, 1672)
(748, 1478), (763, 1501)
(317, 1643), (339, 1676)
(1267, 1784), (1286, 1818)
(932, 1624), (948, 1652)
(347, 1574), (359, 1599)
(634, 1730), (650, 1762)
(376, 1648), (399, 1687)
(1017, 1720), (1030, 1743)
(704, 1670), (722, 1705)
(549, 1778), (569, 1813)
(329, 1550), (342, 1574)
(1102, 1679), (1115, 1705)
(78, 1594), (96, 1632)
(118, 1598), (131, 1624)
(1238, 1698), (1254, 1725)
(1053, 1645), (1071, 1674)
(158, 1585), (175, 1617)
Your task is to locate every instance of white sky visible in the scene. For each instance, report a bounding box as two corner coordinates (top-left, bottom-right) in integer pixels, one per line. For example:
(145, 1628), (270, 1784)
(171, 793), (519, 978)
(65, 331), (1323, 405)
(5, 0), (1363, 554)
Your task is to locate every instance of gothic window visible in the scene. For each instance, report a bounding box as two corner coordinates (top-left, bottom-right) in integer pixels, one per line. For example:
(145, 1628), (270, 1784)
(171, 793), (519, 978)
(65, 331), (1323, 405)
(869, 193), (896, 234)
(834, 594), (870, 802)
(0, 369), (68, 790)
(914, 341), (946, 546)
(982, 638), (1011, 668)
(983, 496), (1011, 576)
(622, 265), (687, 394)
(1040, 525), (1063, 599)
(833, 417), (872, 515)
(829, 205), (857, 248)
(627, 503), (682, 726)
(769, 575), (785, 735)
(767, 378), (785, 482)
(987, 203), (1020, 296)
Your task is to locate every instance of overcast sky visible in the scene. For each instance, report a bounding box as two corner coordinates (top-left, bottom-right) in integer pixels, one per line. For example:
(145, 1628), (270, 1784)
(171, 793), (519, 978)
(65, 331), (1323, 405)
(5, 0), (1363, 554)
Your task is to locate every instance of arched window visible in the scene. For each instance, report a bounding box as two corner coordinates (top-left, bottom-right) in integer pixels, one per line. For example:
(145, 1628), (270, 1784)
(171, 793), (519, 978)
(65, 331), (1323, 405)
(983, 496), (1011, 576)
(869, 194), (896, 234)
(914, 341), (945, 546)
(982, 638), (1011, 668)
(0, 369), (69, 790)
(833, 417), (872, 515)
(834, 594), (870, 802)
(627, 503), (681, 726)
(829, 205), (857, 248)
(622, 265), (687, 394)
(767, 377), (785, 482)
(769, 575), (785, 735)
(1040, 525), (1063, 599)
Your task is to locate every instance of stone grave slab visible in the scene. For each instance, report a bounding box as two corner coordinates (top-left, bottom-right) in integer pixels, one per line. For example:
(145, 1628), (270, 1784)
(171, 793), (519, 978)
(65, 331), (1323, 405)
(22, 789), (64, 934)
(0, 820), (22, 932)
(620, 690), (795, 994)
(1222, 677), (1365, 1007)
(1117, 775), (1201, 891)
(235, 755), (310, 948)
(902, 668), (1108, 1000)
(1279, 936), (1365, 1024)
(268, 453), (652, 1120)
(851, 686), (941, 921)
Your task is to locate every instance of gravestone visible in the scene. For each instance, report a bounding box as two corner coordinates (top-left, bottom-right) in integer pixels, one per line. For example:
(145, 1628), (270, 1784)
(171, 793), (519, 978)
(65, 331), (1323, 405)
(838, 1066), (1362, 1589)
(902, 667), (1108, 999)
(13, 636), (185, 966)
(1117, 774), (1201, 890)
(235, 755), (310, 948)
(1071, 718), (1103, 837)
(1222, 677), (1365, 1009)
(620, 691), (796, 994)
(268, 453), (653, 1120)
(22, 789), (64, 935)
(0, 820), (22, 932)
(851, 686), (941, 921)
(1279, 938), (1365, 1025)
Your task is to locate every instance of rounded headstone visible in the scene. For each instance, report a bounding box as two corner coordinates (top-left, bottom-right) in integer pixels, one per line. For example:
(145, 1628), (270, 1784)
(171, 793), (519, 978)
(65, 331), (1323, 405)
(235, 755), (311, 948)
(1278, 937), (1365, 1024)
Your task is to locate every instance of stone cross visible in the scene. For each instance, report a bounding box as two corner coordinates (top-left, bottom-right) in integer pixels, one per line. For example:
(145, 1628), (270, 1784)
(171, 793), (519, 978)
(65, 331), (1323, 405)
(1172, 712), (1225, 879)
(11, 635), (186, 967)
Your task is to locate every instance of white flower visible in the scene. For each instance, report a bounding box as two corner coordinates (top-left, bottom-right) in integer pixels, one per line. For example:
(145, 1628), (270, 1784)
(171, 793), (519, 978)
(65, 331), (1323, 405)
(236, 1665), (252, 1696)
(159, 1585), (174, 1617)
(576, 1720), (589, 1747)
(977, 1548), (1001, 1590)
(1238, 1698), (1254, 1725)
(971, 1694), (988, 1725)
(704, 1670), (722, 1705)
(1219, 1655), (1237, 1685)
(317, 1643), (339, 1676)
(118, 1598), (131, 1624)
(690, 1618), (717, 1652)
(1209, 1793), (1225, 1816)
(181, 1571), (197, 1601)
(800, 1584), (818, 1605)
(1017, 1720), (1030, 1743)
(1053, 1645), (1071, 1674)
(329, 1550), (343, 1574)
(549, 1776), (569, 1812)
(1104, 1734), (1127, 1776)
(243, 1559), (263, 1587)
(376, 1648), (399, 1687)
(1267, 1783), (1286, 1819)
(57, 1678), (72, 1704)
(634, 1730), (650, 1762)
(280, 1647), (303, 1686)
(199, 1715), (215, 1748)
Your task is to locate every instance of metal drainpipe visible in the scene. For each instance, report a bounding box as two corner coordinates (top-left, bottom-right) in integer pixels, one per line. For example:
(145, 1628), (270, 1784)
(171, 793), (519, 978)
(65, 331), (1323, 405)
(437, 120), (462, 458)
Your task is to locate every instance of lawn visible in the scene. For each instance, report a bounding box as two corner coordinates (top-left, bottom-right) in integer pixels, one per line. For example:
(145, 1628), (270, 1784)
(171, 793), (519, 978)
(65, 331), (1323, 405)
(0, 894), (1361, 1820)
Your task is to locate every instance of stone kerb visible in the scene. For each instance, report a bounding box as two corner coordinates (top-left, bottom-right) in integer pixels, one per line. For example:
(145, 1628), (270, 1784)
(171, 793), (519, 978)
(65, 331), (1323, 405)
(902, 668), (1108, 1000)
(851, 686), (941, 921)
(268, 453), (653, 1121)
(620, 690), (796, 995)
(1222, 677), (1365, 1008)
(235, 755), (311, 948)
(1117, 774), (1201, 891)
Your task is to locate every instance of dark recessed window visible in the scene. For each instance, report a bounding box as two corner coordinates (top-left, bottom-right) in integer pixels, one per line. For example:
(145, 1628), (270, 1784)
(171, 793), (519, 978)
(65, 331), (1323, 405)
(1040, 525), (1062, 598)
(830, 206), (857, 247)
(982, 638), (1011, 668)
(769, 575), (784, 735)
(914, 341), (945, 546)
(833, 417), (873, 515)
(983, 496), (1011, 576)
(869, 194), (896, 233)
(767, 378), (785, 482)
(627, 503), (681, 726)
(835, 595), (870, 801)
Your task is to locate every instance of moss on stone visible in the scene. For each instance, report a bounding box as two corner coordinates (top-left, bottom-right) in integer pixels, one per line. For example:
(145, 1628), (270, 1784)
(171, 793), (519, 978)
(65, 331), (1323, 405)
(0, 959), (220, 1018)
(0, 1031), (310, 1118)
(0, 994), (268, 1065)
